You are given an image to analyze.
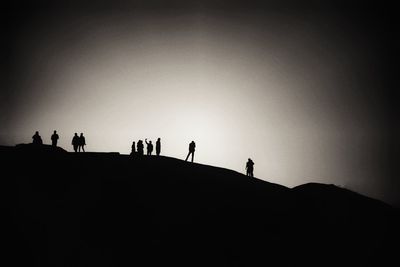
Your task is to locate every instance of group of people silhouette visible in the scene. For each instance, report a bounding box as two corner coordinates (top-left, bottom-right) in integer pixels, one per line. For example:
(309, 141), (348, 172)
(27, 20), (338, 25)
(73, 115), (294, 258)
(31, 131), (86, 152)
(31, 131), (255, 176)
(130, 139), (199, 164)
(131, 138), (161, 156)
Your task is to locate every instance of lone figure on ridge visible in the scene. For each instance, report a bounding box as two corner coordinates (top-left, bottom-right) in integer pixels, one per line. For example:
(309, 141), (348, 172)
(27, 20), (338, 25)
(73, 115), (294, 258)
(185, 141), (196, 162)
(246, 158), (254, 177)
(51, 130), (59, 147)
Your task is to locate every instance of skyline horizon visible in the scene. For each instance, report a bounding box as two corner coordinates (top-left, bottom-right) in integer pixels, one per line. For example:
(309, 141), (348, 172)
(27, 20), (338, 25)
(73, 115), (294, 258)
(1, 1), (396, 207)
(3, 137), (397, 208)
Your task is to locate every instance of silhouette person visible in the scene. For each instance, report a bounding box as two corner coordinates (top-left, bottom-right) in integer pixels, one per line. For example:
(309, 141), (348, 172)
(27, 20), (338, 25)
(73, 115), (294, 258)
(51, 130), (59, 147)
(131, 141), (136, 155)
(72, 133), (79, 152)
(246, 158), (254, 177)
(137, 140), (144, 156)
(156, 138), (161, 156)
(78, 133), (86, 152)
(185, 141), (196, 162)
(145, 139), (153, 155)
(32, 131), (43, 145)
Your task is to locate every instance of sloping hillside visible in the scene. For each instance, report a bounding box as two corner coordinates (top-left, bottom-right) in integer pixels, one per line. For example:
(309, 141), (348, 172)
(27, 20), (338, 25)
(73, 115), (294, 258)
(1, 144), (398, 266)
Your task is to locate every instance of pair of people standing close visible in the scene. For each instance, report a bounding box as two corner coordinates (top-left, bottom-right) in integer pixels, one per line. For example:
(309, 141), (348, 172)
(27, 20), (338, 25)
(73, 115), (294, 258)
(72, 133), (86, 152)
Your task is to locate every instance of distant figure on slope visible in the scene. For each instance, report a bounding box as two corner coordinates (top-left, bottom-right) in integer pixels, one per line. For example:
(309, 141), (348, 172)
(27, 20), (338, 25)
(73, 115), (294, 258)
(246, 158), (254, 177)
(131, 141), (136, 155)
(156, 138), (161, 156)
(32, 131), (43, 145)
(185, 141), (196, 162)
(78, 133), (86, 152)
(51, 130), (59, 147)
(72, 133), (79, 152)
(137, 140), (144, 156)
(145, 139), (153, 155)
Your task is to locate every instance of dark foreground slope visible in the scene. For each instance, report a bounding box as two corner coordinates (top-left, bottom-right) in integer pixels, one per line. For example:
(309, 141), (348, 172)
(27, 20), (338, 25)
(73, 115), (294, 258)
(1, 144), (398, 267)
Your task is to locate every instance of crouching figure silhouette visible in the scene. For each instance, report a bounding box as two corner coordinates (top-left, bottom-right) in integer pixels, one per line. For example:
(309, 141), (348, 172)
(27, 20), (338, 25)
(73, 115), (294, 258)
(32, 131), (43, 145)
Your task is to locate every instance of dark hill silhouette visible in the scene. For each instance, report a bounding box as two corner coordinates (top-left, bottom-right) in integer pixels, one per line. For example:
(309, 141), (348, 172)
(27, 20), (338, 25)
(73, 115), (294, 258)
(14, 143), (68, 153)
(0, 145), (398, 267)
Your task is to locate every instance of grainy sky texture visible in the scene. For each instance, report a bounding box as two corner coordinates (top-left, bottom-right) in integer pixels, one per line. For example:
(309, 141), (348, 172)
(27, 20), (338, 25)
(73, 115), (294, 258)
(0, 1), (396, 205)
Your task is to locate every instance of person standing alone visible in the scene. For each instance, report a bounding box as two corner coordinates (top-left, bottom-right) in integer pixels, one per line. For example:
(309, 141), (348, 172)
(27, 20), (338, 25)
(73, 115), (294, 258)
(156, 138), (161, 156)
(51, 130), (59, 147)
(185, 141), (196, 162)
(246, 158), (254, 177)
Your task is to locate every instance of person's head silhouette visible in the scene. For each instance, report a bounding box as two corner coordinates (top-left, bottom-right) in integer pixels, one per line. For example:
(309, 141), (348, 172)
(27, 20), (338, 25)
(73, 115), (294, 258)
(54, 130), (57, 134)
(80, 133), (83, 137)
(74, 133), (78, 136)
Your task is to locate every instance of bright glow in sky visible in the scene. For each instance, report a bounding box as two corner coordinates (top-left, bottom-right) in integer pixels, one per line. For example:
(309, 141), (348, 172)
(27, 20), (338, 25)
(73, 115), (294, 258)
(2, 11), (393, 205)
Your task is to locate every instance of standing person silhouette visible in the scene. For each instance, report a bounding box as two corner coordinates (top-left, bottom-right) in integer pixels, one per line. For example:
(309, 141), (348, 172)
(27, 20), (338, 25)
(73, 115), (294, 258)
(32, 131), (43, 145)
(156, 138), (161, 156)
(78, 133), (86, 152)
(51, 130), (59, 147)
(72, 133), (79, 152)
(246, 158), (254, 177)
(185, 141), (196, 162)
(131, 141), (136, 155)
(145, 139), (153, 155)
(137, 140), (144, 156)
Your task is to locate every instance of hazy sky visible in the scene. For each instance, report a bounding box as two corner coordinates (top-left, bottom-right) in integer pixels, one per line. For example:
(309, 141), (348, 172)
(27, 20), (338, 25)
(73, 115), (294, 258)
(1, 1), (396, 205)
